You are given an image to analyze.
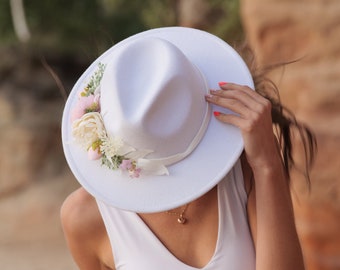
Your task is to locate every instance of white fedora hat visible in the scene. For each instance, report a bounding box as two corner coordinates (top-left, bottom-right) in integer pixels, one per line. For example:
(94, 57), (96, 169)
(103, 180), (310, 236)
(62, 27), (254, 213)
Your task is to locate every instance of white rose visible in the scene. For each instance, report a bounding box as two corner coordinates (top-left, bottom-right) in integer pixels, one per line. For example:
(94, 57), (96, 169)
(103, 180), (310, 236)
(72, 112), (107, 149)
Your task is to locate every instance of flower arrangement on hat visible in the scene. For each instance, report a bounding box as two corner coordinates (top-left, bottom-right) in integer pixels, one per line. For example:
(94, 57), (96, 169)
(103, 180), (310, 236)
(70, 63), (168, 178)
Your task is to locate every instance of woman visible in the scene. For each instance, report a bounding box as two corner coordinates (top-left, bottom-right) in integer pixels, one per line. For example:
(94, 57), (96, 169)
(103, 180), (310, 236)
(60, 27), (315, 270)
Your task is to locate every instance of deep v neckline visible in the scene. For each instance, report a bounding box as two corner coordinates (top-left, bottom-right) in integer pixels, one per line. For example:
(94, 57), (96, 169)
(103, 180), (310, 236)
(134, 184), (223, 269)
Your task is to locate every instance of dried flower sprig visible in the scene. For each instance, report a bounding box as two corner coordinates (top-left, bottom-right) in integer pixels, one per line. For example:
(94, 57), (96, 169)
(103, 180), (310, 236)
(81, 62), (106, 97)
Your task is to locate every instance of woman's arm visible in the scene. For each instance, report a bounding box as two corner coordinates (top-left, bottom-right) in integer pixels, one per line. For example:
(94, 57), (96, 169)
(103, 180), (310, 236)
(60, 188), (115, 270)
(205, 83), (305, 270)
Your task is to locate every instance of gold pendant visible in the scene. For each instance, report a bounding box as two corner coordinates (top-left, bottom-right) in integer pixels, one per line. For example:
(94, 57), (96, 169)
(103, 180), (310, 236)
(177, 214), (186, 224)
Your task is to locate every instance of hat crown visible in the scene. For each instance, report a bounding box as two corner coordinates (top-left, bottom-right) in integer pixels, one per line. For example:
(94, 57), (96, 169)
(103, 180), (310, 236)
(100, 38), (210, 163)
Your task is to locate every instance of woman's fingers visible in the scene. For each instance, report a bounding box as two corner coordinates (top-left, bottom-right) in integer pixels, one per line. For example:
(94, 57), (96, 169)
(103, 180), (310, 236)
(213, 111), (249, 131)
(219, 82), (268, 106)
(208, 88), (264, 115)
(206, 82), (278, 170)
(205, 91), (250, 119)
(206, 82), (272, 118)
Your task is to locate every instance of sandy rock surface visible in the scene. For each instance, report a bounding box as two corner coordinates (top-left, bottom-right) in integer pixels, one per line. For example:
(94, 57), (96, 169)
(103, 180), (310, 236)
(0, 169), (79, 270)
(0, 48), (83, 269)
(241, 1), (340, 269)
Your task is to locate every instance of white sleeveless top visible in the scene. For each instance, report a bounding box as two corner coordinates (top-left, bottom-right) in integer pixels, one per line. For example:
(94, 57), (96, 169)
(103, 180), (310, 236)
(96, 160), (256, 269)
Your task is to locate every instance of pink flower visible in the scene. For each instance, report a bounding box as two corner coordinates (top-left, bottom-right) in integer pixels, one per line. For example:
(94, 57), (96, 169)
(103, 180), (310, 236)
(71, 95), (100, 122)
(88, 147), (102, 160)
(120, 159), (132, 170)
(119, 159), (141, 178)
(129, 167), (141, 178)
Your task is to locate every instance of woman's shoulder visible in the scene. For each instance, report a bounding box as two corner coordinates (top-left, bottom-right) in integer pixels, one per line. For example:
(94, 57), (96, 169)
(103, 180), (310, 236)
(60, 188), (103, 236)
(60, 188), (114, 269)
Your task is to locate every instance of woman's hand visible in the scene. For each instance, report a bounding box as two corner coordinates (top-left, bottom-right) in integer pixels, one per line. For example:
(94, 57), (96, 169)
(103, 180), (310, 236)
(205, 82), (281, 172)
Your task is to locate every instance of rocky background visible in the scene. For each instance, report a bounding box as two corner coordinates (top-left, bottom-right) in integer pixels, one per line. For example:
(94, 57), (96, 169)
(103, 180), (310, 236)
(241, 0), (340, 269)
(0, 1), (339, 269)
(0, 50), (82, 269)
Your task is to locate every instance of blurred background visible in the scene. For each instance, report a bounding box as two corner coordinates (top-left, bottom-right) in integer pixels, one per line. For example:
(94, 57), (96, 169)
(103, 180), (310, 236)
(0, 0), (339, 269)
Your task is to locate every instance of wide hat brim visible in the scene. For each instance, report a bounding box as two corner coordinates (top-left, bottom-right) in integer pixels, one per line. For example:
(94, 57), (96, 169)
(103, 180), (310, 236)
(62, 27), (254, 213)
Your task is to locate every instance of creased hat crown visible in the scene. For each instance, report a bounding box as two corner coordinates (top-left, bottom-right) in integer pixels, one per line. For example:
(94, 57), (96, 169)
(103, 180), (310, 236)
(100, 37), (210, 165)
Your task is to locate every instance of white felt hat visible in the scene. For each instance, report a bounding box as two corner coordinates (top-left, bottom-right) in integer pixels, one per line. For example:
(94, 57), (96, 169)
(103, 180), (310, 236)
(62, 27), (254, 213)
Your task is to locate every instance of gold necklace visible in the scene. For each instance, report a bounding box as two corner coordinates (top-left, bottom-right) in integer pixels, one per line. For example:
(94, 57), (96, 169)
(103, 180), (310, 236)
(166, 203), (190, 224)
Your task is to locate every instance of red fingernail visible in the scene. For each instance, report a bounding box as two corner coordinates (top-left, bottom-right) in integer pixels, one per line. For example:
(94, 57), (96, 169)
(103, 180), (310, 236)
(213, 111), (221, 117)
(218, 82), (227, 86)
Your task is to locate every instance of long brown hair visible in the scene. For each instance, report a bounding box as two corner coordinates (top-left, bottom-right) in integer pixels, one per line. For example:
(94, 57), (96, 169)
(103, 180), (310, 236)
(239, 44), (317, 187)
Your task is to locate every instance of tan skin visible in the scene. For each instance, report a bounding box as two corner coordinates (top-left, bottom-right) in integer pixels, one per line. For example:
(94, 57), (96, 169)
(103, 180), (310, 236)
(61, 83), (305, 270)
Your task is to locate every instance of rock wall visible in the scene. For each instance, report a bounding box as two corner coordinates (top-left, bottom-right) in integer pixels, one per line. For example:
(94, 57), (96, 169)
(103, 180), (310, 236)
(0, 49), (83, 269)
(0, 50), (77, 196)
(241, 1), (340, 269)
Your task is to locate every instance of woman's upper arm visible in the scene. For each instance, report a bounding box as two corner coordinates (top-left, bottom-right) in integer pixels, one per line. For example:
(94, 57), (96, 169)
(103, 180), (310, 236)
(245, 176), (257, 248)
(242, 155), (257, 247)
(60, 188), (115, 270)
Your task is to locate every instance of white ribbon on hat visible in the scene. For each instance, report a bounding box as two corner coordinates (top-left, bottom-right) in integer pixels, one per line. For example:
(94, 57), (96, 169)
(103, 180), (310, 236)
(131, 100), (211, 176)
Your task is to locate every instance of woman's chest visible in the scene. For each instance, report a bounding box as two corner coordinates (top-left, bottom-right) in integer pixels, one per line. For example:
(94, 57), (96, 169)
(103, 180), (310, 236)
(138, 189), (219, 268)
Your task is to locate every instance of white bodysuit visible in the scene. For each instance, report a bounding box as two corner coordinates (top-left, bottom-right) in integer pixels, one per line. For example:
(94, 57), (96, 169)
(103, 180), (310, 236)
(96, 160), (256, 269)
